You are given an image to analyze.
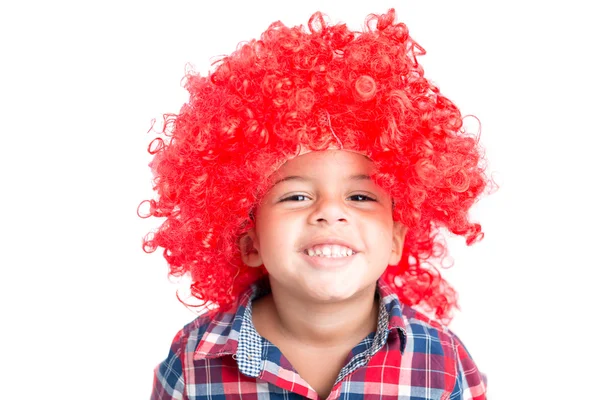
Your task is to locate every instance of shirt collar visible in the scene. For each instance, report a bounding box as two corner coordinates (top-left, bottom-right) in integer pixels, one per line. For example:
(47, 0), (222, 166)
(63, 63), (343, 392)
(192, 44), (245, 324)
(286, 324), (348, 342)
(194, 277), (407, 361)
(372, 278), (407, 354)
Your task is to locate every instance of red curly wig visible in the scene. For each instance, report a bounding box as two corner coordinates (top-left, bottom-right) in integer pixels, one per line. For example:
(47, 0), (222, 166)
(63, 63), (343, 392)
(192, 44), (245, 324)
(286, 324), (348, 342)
(140, 9), (491, 322)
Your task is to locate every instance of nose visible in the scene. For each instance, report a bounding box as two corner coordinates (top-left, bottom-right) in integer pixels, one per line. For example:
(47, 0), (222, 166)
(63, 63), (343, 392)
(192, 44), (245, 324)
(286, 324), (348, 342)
(308, 195), (348, 225)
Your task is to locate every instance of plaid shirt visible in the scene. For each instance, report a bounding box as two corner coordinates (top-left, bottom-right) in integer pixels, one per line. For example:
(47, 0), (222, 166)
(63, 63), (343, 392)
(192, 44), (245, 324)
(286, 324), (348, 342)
(151, 279), (486, 399)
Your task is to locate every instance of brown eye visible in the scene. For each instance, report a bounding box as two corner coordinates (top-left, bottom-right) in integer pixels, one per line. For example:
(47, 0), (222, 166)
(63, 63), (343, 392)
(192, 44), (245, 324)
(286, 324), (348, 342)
(281, 194), (310, 202)
(348, 194), (375, 201)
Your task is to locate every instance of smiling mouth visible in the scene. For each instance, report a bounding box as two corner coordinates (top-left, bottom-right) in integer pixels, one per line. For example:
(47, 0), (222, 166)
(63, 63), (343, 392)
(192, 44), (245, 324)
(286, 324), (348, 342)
(299, 250), (358, 269)
(302, 249), (356, 258)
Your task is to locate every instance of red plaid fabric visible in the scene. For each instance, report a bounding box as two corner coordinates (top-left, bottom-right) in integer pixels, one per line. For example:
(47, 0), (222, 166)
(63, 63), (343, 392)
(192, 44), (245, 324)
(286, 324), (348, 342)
(151, 279), (486, 399)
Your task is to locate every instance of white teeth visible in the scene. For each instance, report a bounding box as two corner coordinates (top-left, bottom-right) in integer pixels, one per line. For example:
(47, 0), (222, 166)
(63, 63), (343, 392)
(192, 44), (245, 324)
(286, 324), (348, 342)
(305, 244), (355, 258)
(331, 245), (341, 256)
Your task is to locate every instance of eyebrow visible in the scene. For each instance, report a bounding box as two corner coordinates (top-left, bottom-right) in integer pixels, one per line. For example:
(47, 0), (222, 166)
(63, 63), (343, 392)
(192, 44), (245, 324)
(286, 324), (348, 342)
(272, 174), (372, 187)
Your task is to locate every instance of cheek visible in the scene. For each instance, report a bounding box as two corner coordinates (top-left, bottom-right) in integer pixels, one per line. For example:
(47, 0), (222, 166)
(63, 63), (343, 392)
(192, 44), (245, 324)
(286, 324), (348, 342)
(256, 213), (295, 251)
(364, 216), (395, 247)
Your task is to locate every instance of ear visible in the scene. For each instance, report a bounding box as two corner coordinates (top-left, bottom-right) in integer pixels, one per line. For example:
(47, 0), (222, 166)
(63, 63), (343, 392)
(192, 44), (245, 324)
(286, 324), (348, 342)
(239, 228), (263, 267)
(388, 221), (408, 266)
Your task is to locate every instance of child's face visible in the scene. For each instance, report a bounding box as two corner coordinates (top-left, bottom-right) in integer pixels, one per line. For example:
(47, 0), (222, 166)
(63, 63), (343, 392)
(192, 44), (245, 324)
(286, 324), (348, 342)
(243, 150), (407, 303)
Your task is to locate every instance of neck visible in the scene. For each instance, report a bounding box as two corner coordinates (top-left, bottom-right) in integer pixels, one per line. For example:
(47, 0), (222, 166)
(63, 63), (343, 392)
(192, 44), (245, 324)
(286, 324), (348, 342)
(262, 280), (379, 348)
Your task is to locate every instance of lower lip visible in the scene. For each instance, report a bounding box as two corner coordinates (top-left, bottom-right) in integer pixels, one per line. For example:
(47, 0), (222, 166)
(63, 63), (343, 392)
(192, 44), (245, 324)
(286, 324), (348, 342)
(299, 251), (358, 269)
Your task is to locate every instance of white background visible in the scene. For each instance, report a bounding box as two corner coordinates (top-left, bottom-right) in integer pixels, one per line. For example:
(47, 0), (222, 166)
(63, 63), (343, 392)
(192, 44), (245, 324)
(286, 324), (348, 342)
(1, 1), (598, 399)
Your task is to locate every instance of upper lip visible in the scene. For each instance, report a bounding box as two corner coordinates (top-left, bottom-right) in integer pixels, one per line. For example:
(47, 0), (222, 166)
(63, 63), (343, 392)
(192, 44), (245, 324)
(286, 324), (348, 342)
(300, 237), (360, 253)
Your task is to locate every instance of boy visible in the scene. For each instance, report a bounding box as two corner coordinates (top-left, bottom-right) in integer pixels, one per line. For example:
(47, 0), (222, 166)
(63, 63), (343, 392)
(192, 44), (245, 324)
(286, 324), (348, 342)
(142, 9), (489, 399)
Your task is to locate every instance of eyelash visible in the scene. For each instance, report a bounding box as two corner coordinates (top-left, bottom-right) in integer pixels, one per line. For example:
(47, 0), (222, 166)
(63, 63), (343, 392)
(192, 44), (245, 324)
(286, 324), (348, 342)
(281, 194), (376, 202)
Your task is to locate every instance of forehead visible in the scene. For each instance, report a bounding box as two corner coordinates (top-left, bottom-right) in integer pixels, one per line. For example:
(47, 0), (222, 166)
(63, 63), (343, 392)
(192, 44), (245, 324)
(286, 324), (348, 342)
(272, 150), (374, 180)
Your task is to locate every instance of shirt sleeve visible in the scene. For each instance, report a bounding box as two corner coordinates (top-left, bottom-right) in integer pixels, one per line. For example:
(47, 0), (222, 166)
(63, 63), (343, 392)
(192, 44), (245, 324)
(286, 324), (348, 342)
(449, 332), (487, 400)
(151, 331), (186, 400)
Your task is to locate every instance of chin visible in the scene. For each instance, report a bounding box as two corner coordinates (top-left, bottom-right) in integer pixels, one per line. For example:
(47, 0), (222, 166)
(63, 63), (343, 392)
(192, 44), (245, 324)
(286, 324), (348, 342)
(303, 281), (365, 303)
